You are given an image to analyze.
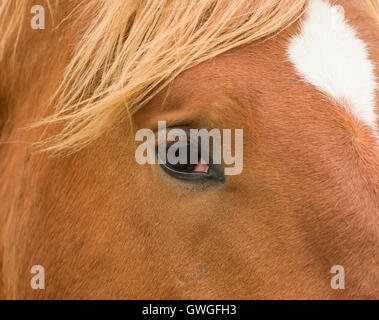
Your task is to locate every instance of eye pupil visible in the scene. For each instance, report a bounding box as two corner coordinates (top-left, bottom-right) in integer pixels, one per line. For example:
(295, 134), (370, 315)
(166, 142), (201, 172)
(155, 132), (225, 183)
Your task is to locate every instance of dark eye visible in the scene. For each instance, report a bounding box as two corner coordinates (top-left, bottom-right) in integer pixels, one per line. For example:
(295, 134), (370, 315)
(156, 140), (225, 183)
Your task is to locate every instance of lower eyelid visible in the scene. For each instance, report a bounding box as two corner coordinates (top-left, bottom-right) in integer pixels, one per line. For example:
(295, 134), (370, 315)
(193, 163), (209, 173)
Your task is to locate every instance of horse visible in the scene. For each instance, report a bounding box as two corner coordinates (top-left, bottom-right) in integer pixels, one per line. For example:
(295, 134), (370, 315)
(0, 0), (378, 299)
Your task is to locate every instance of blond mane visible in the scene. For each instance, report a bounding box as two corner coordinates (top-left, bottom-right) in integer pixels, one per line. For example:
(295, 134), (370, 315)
(0, 0), (378, 153)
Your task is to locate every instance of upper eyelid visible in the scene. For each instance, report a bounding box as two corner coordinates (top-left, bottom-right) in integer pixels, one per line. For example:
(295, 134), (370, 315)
(154, 126), (197, 147)
(154, 136), (190, 148)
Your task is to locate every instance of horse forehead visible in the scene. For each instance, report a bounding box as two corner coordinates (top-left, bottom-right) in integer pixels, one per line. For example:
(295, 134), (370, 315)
(287, 0), (378, 132)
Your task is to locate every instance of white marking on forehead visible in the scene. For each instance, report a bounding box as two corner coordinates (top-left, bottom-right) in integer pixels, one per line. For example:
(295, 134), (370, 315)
(287, 0), (377, 131)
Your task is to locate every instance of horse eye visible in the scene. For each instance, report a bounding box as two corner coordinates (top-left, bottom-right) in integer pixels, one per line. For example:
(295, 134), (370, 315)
(156, 140), (225, 183)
